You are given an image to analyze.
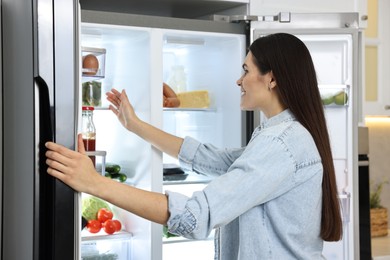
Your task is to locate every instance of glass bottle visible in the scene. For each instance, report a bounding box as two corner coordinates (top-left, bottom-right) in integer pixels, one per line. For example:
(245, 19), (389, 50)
(82, 106), (96, 166)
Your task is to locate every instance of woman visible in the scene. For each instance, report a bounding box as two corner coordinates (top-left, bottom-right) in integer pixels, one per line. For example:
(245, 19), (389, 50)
(45, 33), (342, 259)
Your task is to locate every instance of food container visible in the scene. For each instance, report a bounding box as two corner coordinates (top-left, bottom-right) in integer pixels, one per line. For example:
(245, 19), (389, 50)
(82, 81), (102, 107)
(82, 47), (106, 78)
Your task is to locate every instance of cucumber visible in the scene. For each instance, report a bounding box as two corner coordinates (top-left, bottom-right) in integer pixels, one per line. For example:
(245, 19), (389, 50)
(105, 163), (121, 174)
(111, 173), (127, 183)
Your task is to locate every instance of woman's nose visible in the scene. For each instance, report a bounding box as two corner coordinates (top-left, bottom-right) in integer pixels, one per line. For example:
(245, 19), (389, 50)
(236, 77), (242, 86)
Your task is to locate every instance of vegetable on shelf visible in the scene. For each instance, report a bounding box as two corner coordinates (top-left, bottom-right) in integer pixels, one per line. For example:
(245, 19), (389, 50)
(82, 196), (111, 221)
(87, 219), (102, 234)
(104, 163), (127, 182)
(83, 206), (123, 235)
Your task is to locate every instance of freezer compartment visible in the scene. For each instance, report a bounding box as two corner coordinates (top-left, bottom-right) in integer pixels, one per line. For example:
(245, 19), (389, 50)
(82, 46), (106, 79)
(81, 232), (133, 260)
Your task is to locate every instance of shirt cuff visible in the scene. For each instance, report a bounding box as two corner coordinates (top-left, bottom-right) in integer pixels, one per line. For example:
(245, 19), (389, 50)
(178, 136), (201, 171)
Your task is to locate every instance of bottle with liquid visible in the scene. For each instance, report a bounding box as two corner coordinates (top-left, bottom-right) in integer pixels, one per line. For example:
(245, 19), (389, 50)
(82, 106), (96, 166)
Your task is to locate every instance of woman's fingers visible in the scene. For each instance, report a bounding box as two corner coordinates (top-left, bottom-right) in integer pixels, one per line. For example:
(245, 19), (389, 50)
(106, 89), (121, 107)
(45, 143), (74, 164)
(77, 134), (86, 154)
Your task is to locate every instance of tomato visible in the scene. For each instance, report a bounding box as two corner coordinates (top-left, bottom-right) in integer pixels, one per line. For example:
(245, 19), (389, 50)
(103, 219), (116, 234)
(112, 219), (122, 232)
(87, 220), (101, 233)
(97, 208), (113, 223)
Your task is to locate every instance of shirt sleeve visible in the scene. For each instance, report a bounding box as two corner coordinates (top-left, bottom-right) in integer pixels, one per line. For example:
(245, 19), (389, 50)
(166, 134), (300, 239)
(178, 136), (245, 177)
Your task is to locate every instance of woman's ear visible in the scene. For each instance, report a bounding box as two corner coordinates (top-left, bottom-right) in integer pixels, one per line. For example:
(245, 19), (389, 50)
(268, 71), (277, 90)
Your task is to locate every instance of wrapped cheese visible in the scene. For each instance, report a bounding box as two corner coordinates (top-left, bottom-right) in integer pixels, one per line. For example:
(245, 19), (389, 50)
(177, 90), (210, 108)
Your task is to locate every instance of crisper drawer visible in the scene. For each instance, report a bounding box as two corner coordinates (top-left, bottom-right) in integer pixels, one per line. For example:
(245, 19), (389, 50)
(81, 232), (133, 260)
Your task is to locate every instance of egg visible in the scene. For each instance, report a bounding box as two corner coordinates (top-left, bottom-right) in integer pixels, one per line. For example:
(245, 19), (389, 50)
(82, 54), (99, 76)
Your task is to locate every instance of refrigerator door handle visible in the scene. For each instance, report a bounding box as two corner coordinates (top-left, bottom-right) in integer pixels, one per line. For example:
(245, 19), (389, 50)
(33, 75), (55, 260)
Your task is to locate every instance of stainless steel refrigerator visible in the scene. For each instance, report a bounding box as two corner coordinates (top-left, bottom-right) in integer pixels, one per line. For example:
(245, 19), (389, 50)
(1, 0), (361, 259)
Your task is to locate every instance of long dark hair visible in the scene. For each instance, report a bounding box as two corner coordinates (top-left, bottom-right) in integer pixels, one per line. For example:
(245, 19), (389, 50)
(249, 33), (342, 241)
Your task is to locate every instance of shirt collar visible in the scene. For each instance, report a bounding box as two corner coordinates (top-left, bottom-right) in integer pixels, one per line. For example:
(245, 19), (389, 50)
(260, 109), (296, 130)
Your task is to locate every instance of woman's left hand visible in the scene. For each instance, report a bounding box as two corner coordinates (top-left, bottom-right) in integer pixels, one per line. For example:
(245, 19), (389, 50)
(45, 134), (103, 194)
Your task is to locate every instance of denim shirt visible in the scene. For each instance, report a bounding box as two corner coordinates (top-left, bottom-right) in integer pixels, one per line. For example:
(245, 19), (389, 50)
(165, 109), (325, 260)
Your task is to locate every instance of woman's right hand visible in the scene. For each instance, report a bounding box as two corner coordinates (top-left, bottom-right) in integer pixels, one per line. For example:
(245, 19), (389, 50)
(106, 88), (140, 132)
(107, 88), (184, 159)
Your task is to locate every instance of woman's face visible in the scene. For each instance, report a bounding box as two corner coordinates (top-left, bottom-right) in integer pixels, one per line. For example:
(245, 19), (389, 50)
(236, 52), (275, 115)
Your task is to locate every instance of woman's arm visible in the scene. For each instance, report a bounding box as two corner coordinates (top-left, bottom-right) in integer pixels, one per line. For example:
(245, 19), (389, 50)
(45, 134), (170, 225)
(106, 88), (183, 159)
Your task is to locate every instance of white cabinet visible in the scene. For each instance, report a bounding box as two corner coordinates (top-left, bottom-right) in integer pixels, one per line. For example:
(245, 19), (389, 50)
(362, 0), (390, 116)
(249, 0), (367, 28)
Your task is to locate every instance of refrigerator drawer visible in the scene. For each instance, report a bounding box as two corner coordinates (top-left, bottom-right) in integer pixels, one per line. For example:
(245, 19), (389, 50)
(81, 232), (133, 260)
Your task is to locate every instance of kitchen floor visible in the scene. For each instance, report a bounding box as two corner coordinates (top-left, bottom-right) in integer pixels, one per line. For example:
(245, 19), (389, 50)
(372, 230), (390, 260)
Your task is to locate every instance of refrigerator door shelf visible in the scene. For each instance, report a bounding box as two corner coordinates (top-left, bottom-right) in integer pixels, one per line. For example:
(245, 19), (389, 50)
(82, 46), (106, 79)
(319, 84), (350, 107)
(81, 231), (132, 260)
(86, 150), (107, 174)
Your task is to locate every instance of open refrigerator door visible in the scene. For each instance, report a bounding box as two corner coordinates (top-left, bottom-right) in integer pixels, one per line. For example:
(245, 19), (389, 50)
(251, 12), (360, 260)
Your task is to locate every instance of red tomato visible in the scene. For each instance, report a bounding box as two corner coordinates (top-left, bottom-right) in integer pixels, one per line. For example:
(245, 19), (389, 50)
(112, 219), (122, 232)
(97, 208), (113, 223)
(87, 220), (101, 233)
(103, 219), (116, 234)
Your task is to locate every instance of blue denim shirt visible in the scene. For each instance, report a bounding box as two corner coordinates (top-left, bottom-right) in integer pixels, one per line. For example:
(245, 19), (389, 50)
(166, 109), (325, 259)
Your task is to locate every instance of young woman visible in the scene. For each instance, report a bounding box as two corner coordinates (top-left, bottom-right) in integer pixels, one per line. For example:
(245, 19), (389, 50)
(45, 33), (342, 259)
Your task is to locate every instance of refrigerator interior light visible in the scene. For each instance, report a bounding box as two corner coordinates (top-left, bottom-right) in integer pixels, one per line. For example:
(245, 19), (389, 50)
(165, 36), (205, 46)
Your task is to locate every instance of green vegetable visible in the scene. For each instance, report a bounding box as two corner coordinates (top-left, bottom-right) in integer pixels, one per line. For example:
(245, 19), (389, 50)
(82, 196), (111, 221)
(105, 163), (121, 174)
(118, 173), (127, 182)
(334, 91), (348, 105)
(104, 172), (112, 178)
(110, 173), (127, 183)
(163, 226), (178, 238)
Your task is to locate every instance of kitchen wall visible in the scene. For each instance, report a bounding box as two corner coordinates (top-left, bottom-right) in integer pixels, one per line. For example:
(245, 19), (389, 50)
(365, 117), (390, 223)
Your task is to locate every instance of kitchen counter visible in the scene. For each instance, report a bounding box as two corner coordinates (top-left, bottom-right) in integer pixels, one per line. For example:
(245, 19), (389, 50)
(372, 230), (390, 260)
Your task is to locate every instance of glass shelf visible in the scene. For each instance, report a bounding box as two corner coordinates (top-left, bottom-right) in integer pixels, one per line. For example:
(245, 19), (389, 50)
(163, 235), (213, 244)
(163, 171), (213, 185)
(319, 84), (350, 107)
(163, 107), (217, 112)
(81, 230), (133, 242)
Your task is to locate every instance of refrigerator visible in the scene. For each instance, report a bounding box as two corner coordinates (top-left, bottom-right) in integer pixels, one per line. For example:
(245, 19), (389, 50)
(1, 1), (361, 260)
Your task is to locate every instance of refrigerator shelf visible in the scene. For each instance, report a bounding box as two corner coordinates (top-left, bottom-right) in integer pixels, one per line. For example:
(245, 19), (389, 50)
(163, 235), (213, 244)
(163, 171), (213, 185)
(163, 107), (217, 112)
(81, 75), (105, 83)
(319, 84), (350, 107)
(81, 230), (133, 242)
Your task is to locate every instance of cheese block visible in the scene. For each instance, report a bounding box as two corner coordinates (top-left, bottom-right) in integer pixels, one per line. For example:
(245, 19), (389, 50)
(177, 90), (210, 108)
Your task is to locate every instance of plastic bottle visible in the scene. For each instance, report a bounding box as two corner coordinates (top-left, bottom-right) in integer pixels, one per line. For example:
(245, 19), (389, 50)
(82, 106), (96, 166)
(167, 65), (187, 93)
